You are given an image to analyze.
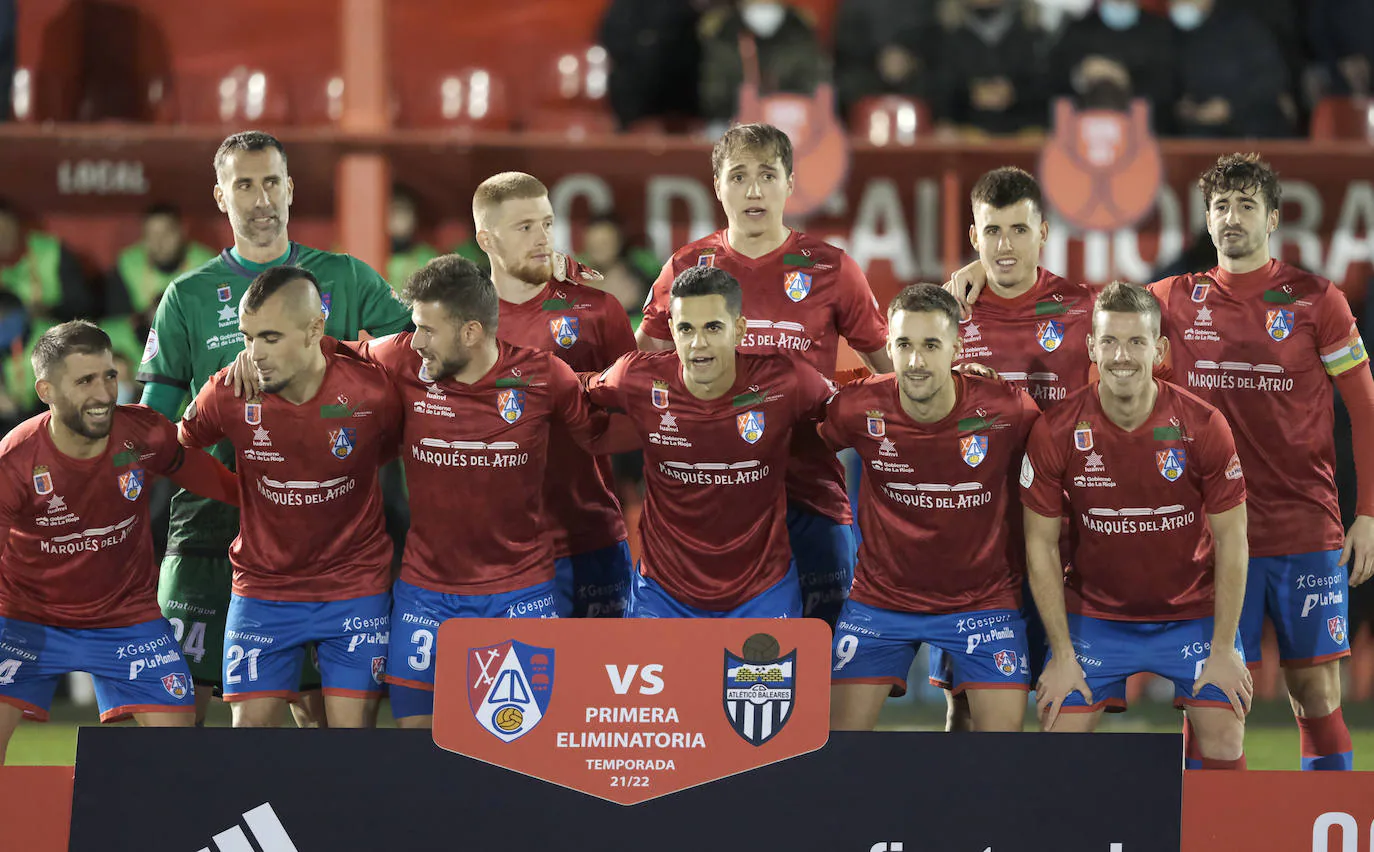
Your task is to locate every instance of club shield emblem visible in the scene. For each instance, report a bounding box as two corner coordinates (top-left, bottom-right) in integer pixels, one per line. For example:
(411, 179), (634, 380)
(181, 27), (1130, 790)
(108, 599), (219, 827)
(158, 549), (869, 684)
(960, 435), (988, 468)
(498, 389), (525, 424)
(118, 469), (145, 501)
(550, 316), (579, 349)
(737, 410), (765, 444)
(1156, 447), (1186, 482)
(467, 640), (555, 743)
(1266, 309), (1294, 342)
(723, 640), (795, 747)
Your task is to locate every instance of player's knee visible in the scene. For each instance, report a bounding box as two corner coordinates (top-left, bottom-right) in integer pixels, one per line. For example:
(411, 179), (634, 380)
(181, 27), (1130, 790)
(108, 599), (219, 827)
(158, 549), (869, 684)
(1286, 663), (1342, 716)
(944, 691), (973, 732)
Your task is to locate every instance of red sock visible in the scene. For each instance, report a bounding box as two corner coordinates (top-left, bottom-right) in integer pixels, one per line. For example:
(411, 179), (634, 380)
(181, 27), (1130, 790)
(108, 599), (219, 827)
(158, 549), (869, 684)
(1298, 708), (1353, 758)
(1200, 755), (1247, 770)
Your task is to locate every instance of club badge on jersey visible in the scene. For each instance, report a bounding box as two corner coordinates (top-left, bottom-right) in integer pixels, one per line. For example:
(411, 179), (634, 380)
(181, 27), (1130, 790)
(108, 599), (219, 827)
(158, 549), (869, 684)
(468, 640), (555, 743)
(498, 389), (525, 424)
(784, 271), (812, 303)
(161, 672), (190, 699)
(866, 410), (885, 438)
(216, 284), (233, 302)
(550, 316), (579, 349)
(1156, 448), (1186, 482)
(651, 380), (670, 409)
(697, 249), (716, 268)
(1329, 616), (1347, 644)
(329, 428), (356, 460)
(960, 435), (988, 468)
(1191, 279), (1211, 302)
(1037, 320), (1065, 352)
(1266, 309), (1294, 342)
(994, 649), (1018, 677)
(320, 293), (332, 319)
(418, 362), (433, 383)
(118, 469), (145, 501)
(32, 465), (53, 495)
(1074, 421), (1094, 452)
(737, 410), (765, 444)
(245, 403), (263, 425)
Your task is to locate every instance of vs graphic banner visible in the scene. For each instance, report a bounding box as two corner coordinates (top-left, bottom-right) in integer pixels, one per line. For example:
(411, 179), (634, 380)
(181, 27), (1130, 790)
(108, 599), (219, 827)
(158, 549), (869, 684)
(432, 618), (832, 805)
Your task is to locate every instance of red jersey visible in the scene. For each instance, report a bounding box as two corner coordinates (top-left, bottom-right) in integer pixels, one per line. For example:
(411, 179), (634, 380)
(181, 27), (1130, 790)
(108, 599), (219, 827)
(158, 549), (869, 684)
(359, 334), (603, 595)
(0, 406), (188, 628)
(180, 341), (402, 602)
(586, 351), (834, 610)
(1152, 260), (1369, 557)
(497, 280), (634, 557)
(954, 268), (1095, 409)
(1021, 381), (1246, 621)
(641, 230), (887, 524)
(820, 374), (1039, 614)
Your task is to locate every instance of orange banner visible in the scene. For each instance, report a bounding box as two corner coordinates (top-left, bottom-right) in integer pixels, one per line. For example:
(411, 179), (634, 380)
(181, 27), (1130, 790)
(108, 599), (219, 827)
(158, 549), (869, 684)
(0, 765), (74, 852)
(432, 618), (831, 805)
(1184, 770), (1374, 852)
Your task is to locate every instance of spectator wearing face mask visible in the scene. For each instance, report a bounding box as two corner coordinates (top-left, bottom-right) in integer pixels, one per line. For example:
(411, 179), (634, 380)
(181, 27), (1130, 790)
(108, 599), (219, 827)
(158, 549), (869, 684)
(1169, 0), (1296, 137)
(1048, 1), (1179, 132)
(698, 0), (828, 122)
(932, 0), (1052, 136)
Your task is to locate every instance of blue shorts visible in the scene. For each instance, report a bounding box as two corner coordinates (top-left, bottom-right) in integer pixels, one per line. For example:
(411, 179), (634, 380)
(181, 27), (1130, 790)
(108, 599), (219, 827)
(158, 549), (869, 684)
(786, 504), (856, 625)
(1241, 549), (1350, 668)
(386, 577), (563, 719)
(627, 563), (803, 619)
(222, 592), (391, 702)
(1051, 614), (1245, 713)
(554, 539), (632, 618)
(832, 601), (1030, 697)
(930, 580), (1047, 691)
(0, 616), (195, 722)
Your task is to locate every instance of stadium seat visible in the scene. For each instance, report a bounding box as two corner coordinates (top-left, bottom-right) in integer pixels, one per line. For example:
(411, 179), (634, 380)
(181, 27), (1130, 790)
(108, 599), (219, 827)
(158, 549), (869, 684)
(849, 95), (932, 146)
(162, 67), (293, 126)
(1309, 96), (1374, 143)
(395, 68), (512, 130)
(292, 74), (346, 126)
(521, 44), (616, 135)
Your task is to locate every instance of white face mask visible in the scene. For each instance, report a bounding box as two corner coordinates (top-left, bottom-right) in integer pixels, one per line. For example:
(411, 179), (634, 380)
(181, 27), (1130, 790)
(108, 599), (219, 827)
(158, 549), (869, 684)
(1169, 2), (1206, 30)
(741, 3), (787, 38)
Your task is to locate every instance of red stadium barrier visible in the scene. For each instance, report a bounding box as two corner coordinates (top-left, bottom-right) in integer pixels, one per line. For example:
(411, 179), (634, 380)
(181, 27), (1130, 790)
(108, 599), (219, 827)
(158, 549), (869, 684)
(1183, 770), (1374, 851)
(0, 765), (74, 852)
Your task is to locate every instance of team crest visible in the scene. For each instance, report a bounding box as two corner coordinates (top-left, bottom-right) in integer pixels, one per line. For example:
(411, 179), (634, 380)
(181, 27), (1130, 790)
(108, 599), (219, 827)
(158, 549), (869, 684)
(329, 427), (356, 460)
(216, 284), (233, 302)
(1156, 448), (1186, 482)
(1191, 280), (1211, 302)
(320, 292), (332, 319)
(960, 435), (988, 468)
(371, 656), (386, 685)
(1074, 421), (1094, 452)
(32, 465), (52, 495)
(737, 410), (765, 444)
(723, 635), (795, 747)
(1266, 309), (1294, 342)
(1037, 320), (1064, 352)
(467, 640), (555, 743)
(994, 650), (1018, 677)
(550, 316), (579, 349)
(784, 271), (812, 303)
(244, 403), (262, 425)
(1329, 616), (1347, 645)
(118, 469), (145, 501)
(651, 380), (670, 409)
(161, 672), (189, 699)
(697, 250), (716, 268)
(498, 389), (525, 424)
(866, 410), (885, 438)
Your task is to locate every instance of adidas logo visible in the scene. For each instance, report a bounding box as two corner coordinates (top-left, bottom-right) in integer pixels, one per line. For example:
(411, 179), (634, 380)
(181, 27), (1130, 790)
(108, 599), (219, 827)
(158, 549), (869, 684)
(195, 802), (298, 852)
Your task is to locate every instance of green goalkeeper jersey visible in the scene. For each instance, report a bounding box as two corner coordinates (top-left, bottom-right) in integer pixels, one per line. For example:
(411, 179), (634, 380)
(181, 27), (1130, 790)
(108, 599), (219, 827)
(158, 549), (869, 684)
(137, 242), (411, 555)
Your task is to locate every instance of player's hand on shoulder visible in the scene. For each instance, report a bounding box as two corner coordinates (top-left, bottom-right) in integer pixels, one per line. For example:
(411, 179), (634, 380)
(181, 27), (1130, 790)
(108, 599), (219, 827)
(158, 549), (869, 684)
(943, 259), (987, 318)
(1035, 655), (1092, 731)
(953, 362), (999, 381)
(222, 348), (261, 399)
(1340, 515), (1374, 587)
(554, 252), (603, 283)
(1192, 646), (1252, 721)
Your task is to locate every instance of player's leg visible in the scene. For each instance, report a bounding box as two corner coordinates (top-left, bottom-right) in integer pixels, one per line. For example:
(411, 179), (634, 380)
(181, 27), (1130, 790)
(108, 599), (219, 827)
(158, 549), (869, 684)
(313, 591), (391, 730)
(830, 600), (918, 730)
(1039, 614), (1127, 732)
(158, 553), (232, 725)
(291, 646), (327, 729)
(1267, 550), (1353, 770)
(937, 609), (1030, 732)
(928, 648), (973, 732)
(1182, 705), (1245, 767)
(569, 540), (633, 618)
(85, 619), (197, 726)
(0, 617), (66, 763)
(786, 504), (856, 627)
(222, 595), (309, 728)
